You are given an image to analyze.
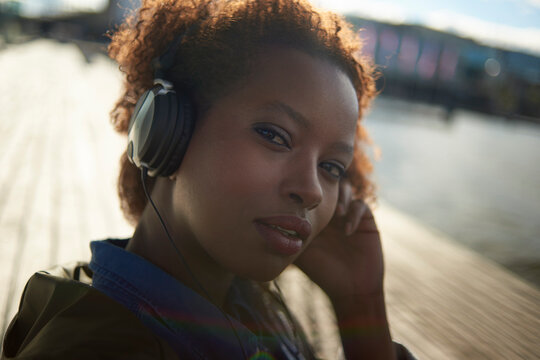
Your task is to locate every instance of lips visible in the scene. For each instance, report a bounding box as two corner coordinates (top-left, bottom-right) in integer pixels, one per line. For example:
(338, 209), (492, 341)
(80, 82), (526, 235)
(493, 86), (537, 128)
(254, 216), (312, 256)
(256, 215), (312, 241)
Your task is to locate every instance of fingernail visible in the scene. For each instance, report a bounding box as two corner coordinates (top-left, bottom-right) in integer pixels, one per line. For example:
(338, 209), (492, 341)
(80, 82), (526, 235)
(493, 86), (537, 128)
(345, 222), (353, 236)
(358, 203), (368, 219)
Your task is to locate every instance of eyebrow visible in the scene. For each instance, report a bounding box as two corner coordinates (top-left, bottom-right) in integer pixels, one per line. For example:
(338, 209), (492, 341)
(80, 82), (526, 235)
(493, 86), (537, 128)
(261, 100), (355, 156)
(262, 100), (310, 129)
(330, 142), (354, 157)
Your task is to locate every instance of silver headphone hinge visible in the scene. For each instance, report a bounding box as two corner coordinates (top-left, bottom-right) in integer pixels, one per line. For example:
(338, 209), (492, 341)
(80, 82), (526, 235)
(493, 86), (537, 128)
(153, 78), (174, 90)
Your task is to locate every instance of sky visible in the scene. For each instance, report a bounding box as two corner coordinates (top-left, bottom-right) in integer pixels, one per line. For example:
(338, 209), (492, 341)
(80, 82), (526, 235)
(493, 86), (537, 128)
(313, 0), (540, 56)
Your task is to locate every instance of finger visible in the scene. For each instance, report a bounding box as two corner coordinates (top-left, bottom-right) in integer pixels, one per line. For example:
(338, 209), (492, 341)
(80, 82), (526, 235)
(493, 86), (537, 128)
(344, 200), (368, 236)
(336, 180), (353, 216)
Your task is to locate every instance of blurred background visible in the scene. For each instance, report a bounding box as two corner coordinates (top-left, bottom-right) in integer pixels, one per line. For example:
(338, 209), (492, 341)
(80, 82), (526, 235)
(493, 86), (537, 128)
(1, 1), (539, 358)
(0, 0), (539, 286)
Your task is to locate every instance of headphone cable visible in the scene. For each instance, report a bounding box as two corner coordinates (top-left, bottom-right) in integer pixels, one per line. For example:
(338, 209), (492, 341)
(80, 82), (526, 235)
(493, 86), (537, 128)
(140, 168), (249, 360)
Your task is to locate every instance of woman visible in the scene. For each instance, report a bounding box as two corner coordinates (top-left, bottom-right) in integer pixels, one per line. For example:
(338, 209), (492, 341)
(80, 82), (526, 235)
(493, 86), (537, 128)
(2, 0), (414, 359)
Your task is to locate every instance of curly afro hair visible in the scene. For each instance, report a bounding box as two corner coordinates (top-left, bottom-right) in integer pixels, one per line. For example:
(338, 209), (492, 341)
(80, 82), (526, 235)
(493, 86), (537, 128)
(108, 0), (378, 226)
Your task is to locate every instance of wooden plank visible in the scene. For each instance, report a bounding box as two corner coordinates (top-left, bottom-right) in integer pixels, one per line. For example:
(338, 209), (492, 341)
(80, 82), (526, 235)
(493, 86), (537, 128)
(377, 204), (540, 359)
(0, 109), (49, 336)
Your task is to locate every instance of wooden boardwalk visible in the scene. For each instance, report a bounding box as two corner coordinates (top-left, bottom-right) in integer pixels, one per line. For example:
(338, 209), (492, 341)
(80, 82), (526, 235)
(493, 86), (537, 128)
(1, 39), (539, 359)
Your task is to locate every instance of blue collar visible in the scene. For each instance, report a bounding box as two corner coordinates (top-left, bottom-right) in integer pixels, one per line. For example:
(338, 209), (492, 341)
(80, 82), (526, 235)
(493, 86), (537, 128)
(89, 239), (263, 359)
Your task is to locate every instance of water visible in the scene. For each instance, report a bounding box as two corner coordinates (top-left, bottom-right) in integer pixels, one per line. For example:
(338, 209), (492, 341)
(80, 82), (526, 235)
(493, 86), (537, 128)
(363, 97), (540, 287)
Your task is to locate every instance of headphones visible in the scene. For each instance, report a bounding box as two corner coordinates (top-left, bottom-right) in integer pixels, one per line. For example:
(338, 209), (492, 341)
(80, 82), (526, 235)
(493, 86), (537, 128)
(126, 33), (195, 177)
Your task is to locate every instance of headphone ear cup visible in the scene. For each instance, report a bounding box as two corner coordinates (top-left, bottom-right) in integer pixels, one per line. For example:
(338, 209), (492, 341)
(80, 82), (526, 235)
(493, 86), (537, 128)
(127, 87), (159, 170)
(157, 93), (194, 177)
(127, 85), (174, 175)
(127, 85), (195, 177)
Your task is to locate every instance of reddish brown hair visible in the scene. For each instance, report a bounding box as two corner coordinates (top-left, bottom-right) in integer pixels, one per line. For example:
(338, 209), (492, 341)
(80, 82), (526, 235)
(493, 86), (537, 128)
(109, 0), (378, 225)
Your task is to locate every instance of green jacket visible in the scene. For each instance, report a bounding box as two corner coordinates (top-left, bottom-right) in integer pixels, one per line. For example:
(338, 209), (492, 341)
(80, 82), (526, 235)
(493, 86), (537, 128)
(1, 263), (179, 360)
(2, 263), (415, 360)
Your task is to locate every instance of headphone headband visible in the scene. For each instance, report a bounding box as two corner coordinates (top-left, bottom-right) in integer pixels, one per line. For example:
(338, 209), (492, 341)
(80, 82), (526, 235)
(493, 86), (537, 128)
(152, 33), (187, 80)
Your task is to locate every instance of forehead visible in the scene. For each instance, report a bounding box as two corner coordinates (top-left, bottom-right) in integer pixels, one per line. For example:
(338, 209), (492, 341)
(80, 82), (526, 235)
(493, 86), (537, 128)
(230, 46), (359, 139)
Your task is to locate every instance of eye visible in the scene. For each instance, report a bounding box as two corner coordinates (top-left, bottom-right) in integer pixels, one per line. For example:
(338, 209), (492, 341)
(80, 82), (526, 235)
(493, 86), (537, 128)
(319, 162), (346, 180)
(254, 125), (291, 148)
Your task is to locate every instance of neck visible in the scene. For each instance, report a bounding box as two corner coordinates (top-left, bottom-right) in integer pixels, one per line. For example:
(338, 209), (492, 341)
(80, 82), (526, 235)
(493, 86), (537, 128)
(127, 187), (234, 307)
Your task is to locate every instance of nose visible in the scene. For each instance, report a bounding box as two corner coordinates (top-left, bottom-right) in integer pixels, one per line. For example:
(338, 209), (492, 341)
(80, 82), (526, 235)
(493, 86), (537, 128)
(280, 160), (323, 211)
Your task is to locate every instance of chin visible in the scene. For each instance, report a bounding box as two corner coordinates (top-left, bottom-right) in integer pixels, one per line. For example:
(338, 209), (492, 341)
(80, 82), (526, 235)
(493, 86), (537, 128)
(233, 262), (289, 282)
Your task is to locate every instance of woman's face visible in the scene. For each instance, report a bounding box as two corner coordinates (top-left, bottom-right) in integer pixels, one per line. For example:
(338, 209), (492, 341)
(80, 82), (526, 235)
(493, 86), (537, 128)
(170, 46), (359, 281)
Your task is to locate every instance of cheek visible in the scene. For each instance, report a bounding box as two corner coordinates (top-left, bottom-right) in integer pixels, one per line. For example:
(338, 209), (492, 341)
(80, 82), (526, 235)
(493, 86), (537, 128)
(182, 136), (279, 221)
(313, 191), (339, 234)
(208, 147), (276, 199)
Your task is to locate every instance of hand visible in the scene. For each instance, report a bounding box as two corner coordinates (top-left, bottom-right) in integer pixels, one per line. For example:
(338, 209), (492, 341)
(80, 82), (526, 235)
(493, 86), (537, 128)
(294, 179), (385, 301)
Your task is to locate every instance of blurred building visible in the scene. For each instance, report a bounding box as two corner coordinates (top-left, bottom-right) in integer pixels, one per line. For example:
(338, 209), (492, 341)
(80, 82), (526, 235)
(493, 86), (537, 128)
(0, 0), (138, 41)
(348, 17), (540, 121)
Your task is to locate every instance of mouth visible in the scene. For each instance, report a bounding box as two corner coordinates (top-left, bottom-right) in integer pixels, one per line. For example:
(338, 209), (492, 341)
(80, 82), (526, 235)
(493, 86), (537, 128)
(254, 215), (312, 257)
(265, 224), (301, 238)
(255, 215), (312, 241)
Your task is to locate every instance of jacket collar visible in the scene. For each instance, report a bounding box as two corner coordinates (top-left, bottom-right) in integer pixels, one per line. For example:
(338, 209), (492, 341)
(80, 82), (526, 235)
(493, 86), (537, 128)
(89, 239), (263, 359)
